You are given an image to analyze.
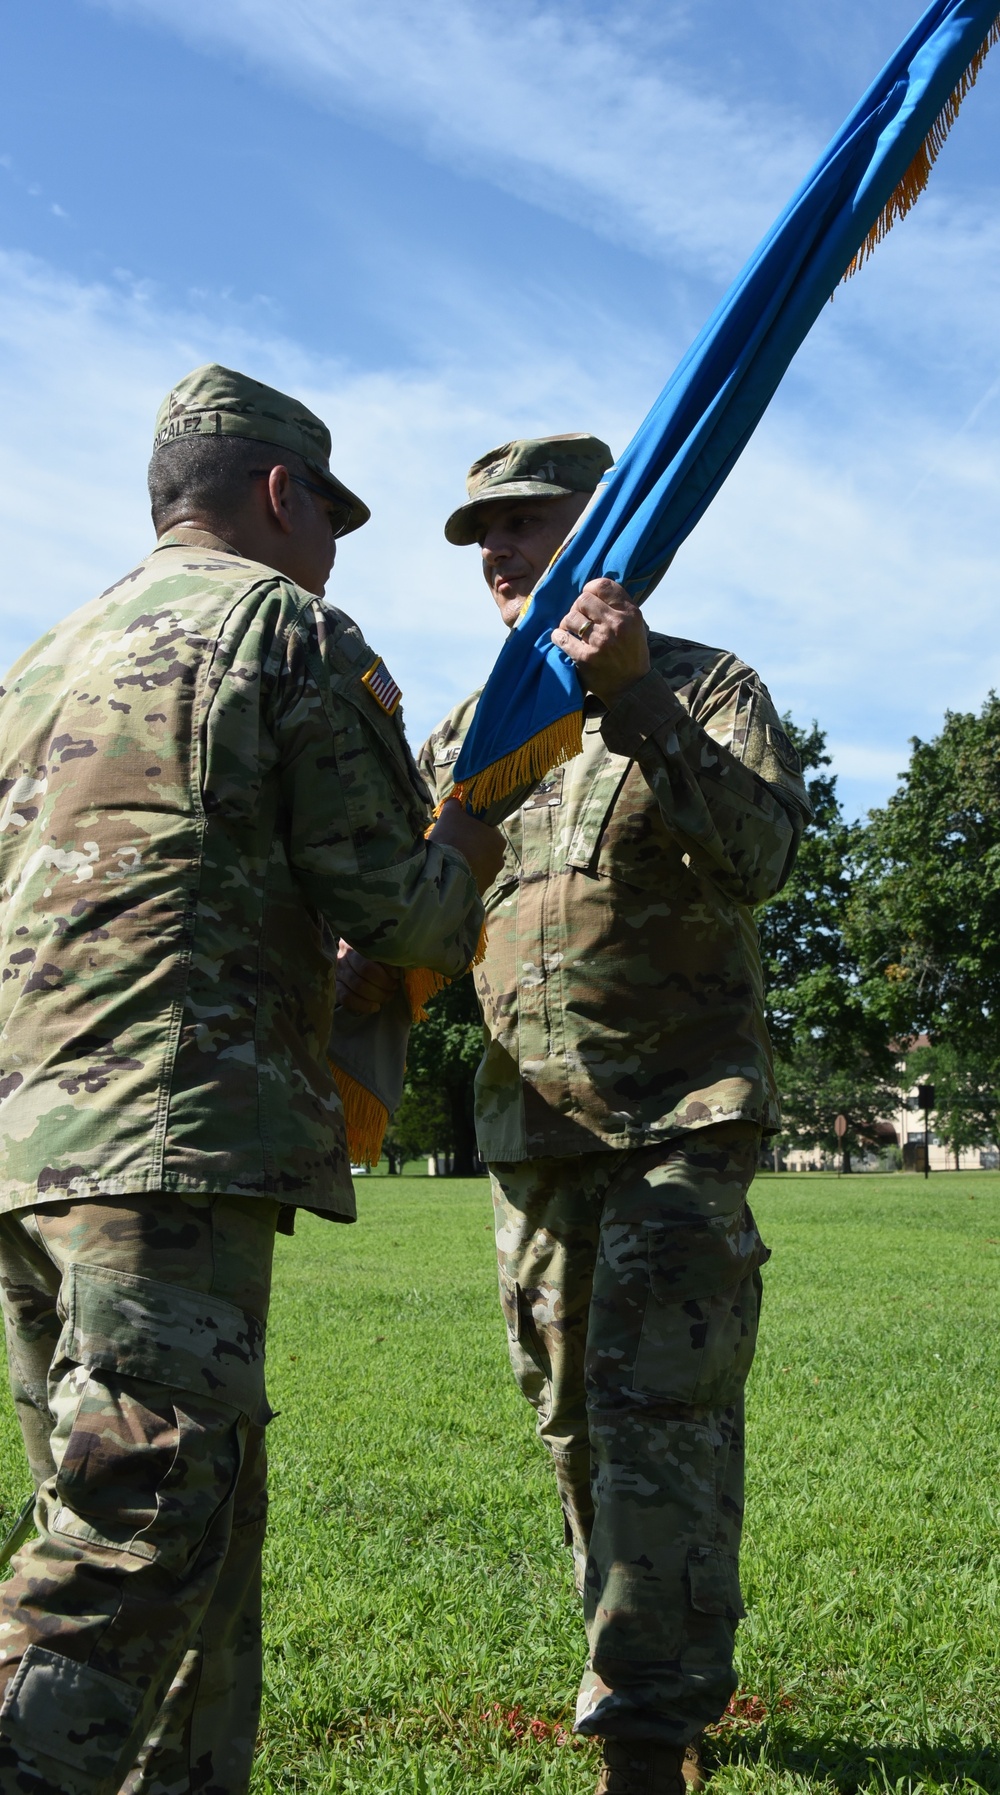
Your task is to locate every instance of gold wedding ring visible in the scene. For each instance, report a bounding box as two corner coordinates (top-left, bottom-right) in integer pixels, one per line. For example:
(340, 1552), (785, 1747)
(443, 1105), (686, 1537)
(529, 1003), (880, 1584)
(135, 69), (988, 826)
(576, 618), (594, 640)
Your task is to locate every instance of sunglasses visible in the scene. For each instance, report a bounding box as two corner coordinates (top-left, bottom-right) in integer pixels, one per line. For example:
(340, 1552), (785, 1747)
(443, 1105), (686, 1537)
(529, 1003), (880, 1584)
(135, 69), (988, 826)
(250, 469), (353, 538)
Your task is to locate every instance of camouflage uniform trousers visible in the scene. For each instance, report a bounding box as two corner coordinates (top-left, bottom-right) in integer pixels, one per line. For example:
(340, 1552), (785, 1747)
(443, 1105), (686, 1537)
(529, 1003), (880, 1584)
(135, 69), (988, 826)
(489, 1121), (767, 1745)
(0, 1191), (278, 1795)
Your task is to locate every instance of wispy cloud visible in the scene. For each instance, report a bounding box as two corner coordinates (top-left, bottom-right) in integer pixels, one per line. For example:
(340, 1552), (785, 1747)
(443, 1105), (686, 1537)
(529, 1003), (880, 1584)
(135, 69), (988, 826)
(0, 249), (646, 739)
(94, 0), (817, 277)
(9, 0), (1000, 818)
(826, 742), (914, 786)
(2, 239), (998, 821)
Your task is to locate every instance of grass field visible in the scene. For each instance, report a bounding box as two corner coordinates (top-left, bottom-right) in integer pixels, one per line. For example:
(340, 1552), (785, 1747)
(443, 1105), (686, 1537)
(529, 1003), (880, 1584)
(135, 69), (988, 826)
(2, 1170), (999, 1793)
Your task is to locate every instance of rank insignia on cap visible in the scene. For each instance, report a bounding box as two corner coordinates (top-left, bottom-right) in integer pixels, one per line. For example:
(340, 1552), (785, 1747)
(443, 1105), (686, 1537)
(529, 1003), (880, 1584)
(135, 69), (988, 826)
(361, 656), (402, 716)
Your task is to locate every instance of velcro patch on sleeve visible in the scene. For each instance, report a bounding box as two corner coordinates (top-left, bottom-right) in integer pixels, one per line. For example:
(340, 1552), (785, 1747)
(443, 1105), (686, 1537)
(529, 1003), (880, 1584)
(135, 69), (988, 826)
(361, 656), (402, 716)
(764, 722), (802, 774)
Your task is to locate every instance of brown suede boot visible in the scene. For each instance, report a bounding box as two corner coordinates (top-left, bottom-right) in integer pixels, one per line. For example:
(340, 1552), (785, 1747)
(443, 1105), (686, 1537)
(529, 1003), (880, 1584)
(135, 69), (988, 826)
(682, 1736), (706, 1791)
(595, 1740), (687, 1795)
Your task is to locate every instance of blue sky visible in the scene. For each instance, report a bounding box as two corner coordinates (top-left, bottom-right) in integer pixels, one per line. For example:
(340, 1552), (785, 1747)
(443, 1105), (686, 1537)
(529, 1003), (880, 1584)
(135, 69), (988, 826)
(1, 0), (998, 819)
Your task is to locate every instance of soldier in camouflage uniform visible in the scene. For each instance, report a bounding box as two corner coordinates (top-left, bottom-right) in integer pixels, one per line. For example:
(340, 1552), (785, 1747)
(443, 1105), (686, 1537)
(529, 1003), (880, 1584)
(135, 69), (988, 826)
(0, 365), (501, 1795)
(421, 436), (811, 1793)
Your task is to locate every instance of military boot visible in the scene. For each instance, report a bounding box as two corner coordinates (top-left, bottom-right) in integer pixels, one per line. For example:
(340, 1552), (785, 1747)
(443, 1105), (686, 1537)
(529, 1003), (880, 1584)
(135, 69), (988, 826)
(682, 1736), (706, 1791)
(595, 1740), (687, 1795)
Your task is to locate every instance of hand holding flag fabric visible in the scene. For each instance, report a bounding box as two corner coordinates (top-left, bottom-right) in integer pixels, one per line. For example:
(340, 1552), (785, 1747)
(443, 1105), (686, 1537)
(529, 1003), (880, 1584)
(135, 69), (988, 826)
(552, 580), (652, 708)
(451, 0), (1000, 817)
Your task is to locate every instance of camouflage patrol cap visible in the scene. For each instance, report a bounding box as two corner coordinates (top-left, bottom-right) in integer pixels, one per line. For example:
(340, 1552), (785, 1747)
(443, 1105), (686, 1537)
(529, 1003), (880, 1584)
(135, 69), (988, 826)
(152, 363), (370, 534)
(444, 432), (614, 546)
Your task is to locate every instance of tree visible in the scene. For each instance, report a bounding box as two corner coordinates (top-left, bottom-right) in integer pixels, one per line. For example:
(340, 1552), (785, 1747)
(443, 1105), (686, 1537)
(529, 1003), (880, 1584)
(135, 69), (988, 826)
(382, 1084), (449, 1173)
(849, 694), (1000, 1073)
(756, 718), (894, 1167)
(905, 1040), (999, 1170)
(391, 974), (485, 1175)
(757, 719), (888, 1070)
(775, 1038), (900, 1173)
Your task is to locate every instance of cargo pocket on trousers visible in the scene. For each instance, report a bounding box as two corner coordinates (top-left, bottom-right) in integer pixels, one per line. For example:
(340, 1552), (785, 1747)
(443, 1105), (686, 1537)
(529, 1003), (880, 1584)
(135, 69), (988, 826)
(0, 1643), (142, 1781)
(687, 1545), (745, 1622)
(50, 1262), (266, 1569)
(497, 1267), (550, 1418)
(62, 1262), (266, 1414)
(632, 1207), (765, 1407)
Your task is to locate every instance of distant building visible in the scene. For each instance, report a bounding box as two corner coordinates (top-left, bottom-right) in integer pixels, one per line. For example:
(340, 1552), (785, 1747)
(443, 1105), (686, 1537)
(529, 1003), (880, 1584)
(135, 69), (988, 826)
(780, 1038), (998, 1173)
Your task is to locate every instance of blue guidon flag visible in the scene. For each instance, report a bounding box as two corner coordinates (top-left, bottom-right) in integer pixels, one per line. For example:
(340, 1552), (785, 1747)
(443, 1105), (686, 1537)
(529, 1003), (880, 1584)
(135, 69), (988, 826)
(450, 0), (1000, 817)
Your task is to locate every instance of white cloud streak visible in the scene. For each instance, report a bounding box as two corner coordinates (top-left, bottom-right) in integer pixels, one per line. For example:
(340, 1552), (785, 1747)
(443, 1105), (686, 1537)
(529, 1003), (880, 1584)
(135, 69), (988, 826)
(94, 0), (817, 277)
(9, 0), (1000, 815)
(0, 250), (645, 741)
(2, 240), (998, 821)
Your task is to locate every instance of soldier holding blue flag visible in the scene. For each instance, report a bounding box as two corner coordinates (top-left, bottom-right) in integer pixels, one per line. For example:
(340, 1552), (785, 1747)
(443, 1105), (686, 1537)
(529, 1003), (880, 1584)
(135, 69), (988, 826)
(336, 5), (1000, 1786)
(425, 436), (811, 1794)
(372, 70), (1000, 1768)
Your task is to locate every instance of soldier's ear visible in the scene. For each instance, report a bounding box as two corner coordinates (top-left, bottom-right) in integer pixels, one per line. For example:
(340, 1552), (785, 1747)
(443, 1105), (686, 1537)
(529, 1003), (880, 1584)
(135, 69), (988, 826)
(262, 466), (295, 535)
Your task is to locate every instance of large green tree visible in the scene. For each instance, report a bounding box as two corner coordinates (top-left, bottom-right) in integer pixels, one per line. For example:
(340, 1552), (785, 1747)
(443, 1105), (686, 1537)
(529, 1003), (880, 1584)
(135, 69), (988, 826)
(849, 693), (1000, 1072)
(387, 975), (484, 1175)
(381, 1085), (449, 1174)
(905, 1040), (999, 1170)
(775, 1039), (900, 1173)
(756, 719), (894, 1166)
(757, 720), (886, 1067)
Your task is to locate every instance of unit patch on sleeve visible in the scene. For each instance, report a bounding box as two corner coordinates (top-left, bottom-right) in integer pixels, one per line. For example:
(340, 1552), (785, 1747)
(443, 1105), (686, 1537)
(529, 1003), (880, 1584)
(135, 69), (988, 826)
(361, 656), (402, 716)
(765, 722), (802, 774)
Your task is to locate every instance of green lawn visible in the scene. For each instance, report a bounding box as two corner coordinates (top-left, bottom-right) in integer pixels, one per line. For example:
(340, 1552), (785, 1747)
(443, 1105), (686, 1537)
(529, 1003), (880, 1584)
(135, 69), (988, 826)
(2, 1171), (999, 1793)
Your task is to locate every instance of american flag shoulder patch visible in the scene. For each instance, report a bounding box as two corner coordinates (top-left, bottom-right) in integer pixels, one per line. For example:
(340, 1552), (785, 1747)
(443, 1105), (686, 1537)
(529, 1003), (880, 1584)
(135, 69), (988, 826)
(360, 655), (402, 716)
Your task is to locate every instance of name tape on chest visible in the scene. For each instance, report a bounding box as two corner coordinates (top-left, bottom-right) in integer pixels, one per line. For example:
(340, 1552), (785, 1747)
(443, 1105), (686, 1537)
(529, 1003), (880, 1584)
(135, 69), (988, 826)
(361, 656), (402, 717)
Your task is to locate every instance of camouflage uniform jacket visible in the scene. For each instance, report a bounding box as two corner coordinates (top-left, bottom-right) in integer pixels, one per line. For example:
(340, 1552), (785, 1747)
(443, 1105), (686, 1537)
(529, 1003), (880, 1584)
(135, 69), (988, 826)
(0, 528), (481, 1219)
(420, 631), (810, 1161)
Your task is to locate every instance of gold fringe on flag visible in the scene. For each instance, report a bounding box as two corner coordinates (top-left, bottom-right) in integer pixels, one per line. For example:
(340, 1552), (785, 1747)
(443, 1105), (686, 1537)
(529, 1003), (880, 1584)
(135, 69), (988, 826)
(451, 709), (584, 816)
(403, 918), (489, 1023)
(330, 921), (488, 1171)
(330, 1063), (390, 1169)
(844, 12), (1000, 280)
(401, 710), (584, 1019)
(402, 965), (443, 1024)
(328, 689), (579, 1163)
(329, 920), (490, 1170)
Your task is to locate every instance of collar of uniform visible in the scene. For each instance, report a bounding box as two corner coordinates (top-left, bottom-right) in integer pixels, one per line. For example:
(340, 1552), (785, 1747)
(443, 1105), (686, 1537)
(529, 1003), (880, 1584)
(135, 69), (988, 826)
(153, 526), (241, 555)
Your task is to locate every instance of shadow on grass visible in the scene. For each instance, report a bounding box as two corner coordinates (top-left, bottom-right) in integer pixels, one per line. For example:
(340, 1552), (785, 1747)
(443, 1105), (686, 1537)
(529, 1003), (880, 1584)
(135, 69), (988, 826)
(710, 1727), (1000, 1792)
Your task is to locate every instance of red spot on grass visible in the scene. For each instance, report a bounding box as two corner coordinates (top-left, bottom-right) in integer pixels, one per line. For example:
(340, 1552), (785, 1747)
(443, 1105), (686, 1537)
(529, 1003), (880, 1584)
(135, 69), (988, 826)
(708, 1688), (793, 1732)
(484, 1704), (572, 1745)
